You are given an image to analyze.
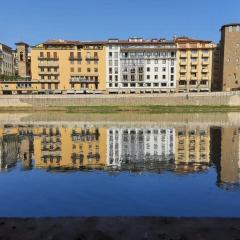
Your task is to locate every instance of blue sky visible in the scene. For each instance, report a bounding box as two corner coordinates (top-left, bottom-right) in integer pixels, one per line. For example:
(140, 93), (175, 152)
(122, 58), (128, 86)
(1, 0), (240, 48)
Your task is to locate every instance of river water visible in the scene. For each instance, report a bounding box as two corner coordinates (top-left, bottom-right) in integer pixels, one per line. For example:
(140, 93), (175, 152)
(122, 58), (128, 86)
(0, 112), (239, 217)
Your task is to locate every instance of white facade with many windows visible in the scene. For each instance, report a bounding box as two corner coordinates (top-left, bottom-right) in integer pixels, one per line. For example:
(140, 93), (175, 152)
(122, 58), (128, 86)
(106, 38), (177, 93)
(0, 43), (14, 76)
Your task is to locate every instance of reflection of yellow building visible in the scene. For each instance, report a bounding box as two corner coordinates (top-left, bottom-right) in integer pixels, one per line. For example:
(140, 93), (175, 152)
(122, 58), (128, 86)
(175, 126), (210, 172)
(31, 40), (106, 94)
(33, 126), (107, 169)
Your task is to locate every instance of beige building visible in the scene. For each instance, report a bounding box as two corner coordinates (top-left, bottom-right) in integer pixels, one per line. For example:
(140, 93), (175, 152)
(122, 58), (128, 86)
(175, 37), (215, 93)
(0, 43), (14, 76)
(31, 40), (106, 94)
(220, 23), (240, 91)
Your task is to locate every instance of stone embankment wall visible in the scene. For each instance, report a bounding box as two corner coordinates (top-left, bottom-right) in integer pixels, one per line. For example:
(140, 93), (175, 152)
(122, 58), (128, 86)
(0, 92), (240, 107)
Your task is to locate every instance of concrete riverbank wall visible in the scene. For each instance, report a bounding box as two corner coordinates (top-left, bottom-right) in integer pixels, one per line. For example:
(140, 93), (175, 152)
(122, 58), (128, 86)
(0, 91), (240, 107)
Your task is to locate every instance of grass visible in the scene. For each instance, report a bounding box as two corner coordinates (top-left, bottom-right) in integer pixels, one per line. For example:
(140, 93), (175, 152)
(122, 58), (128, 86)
(65, 105), (240, 113)
(0, 105), (240, 113)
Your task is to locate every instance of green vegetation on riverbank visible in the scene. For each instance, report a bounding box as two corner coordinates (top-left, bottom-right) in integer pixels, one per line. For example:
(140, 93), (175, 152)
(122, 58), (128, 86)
(0, 105), (240, 113)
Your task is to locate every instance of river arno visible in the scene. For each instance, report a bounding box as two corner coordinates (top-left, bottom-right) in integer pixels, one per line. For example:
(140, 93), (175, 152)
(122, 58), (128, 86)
(0, 112), (239, 217)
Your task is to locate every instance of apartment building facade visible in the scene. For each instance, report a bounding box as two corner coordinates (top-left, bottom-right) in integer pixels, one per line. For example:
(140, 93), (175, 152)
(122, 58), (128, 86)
(175, 37), (215, 93)
(31, 40), (106, 94)
(0, 43), (14, 76)
(106, 38), (177, 94)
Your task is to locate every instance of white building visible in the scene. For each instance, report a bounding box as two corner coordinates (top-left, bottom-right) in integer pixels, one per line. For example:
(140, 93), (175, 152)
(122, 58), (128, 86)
(0, 43), (14, 76)
(105, 38), (177, 94)
(107, 127), (175, 168)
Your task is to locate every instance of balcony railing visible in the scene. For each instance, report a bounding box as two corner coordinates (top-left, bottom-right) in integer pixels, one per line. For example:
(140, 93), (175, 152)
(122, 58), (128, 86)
(69, 57), (82, 61)
(85, 57), (99, 61)
(38, 62), (59, 67)
(38, 57), (59, 61)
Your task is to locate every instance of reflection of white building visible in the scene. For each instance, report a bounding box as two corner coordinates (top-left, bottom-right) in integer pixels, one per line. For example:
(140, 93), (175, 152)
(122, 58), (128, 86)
(0, 135), (18, 169)
(107, 128), (175, 167)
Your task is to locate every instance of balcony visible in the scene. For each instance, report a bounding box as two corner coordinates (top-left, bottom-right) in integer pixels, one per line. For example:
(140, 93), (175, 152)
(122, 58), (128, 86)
(69, 57), (82, 61)
(85, 57), (99, 61)
(202, 76), (209, 80)
(180, 69), (186, 73)
(38, 62), (59, 67)
(191, 69), (197, 73)
(38, 56), (59, 61)
(180, 61), (187, 66)
(70, 76), (99, 83)
(38, 71), (60, 75)
(202, 68), (208, 73)
(191, 61), (198, 65)
(180, 76), (187, 80)
(34, 79), (60, 83)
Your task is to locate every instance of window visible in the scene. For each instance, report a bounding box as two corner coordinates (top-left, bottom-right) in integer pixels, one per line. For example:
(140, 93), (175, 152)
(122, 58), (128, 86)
(162, 67), (166, 72)
(155, 60), (158, 64)
(48, 75), (51, 80)
(162, 75), (166, 80)
(87, 68), (91, 73)
(109, 68), (112, 74)
(154, 75), (158, 80)
(171, 75), (174, 81)
(114, 52), (118, 58)
(40, 67), (44, 72)
(154, 67), (158, 72)
(162, 59), (166, 64)
(70, 52), (74, 58)
(147, 67), (150, 72)
(48, 83), (51, 89)
(171, 52), (175, 58)
(54, 68), (57, 72)
(78, 67), (81, 72)
(94, 68), (98, 73)
(115, 67), (118, 74)
(228, 26), (233, 32)
(191, 50), (197, 54)
(161, 83), (167, 87)
(123, 75), (128, 80)
(114, 60), (118, 66)
(147, 75), (150, 80)
(109, 75), (112, 81)
(47, 52), (50, 58)
(70, 68), (74, 72)
(237, 26), (240, 32)
(109, 52), (113, 58)
(40, 52), (44, 58)
(171, 67), (174, 74)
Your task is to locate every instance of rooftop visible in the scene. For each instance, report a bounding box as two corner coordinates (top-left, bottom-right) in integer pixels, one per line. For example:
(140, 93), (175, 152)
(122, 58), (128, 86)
(220, 23), (240, 30)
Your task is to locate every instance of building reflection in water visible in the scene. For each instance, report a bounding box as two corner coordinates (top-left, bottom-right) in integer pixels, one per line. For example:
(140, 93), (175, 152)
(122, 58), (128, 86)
(0, 124), (239, 188)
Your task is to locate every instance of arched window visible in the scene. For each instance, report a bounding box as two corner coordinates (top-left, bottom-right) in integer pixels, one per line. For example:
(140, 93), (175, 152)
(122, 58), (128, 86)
(20, 51), (24, 61)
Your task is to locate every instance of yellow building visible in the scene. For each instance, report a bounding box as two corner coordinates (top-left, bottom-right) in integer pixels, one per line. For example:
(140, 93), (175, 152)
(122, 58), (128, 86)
(175, 37), (216, 93)
(31, 40), (106, 94)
